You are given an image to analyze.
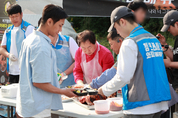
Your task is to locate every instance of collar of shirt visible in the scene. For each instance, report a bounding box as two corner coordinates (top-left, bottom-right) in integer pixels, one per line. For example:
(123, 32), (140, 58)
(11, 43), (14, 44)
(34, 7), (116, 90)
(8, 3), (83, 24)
(34, 30), (51, 44)
(85, 43), (99, 62)
(130, 24), (143, 35)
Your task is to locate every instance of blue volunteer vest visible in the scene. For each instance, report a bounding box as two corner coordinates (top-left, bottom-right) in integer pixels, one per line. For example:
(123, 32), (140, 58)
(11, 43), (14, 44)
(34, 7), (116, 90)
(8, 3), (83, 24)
(52, 34), (75, 88)
(122, 25), (171, 110)
(6, 20), (31, 71)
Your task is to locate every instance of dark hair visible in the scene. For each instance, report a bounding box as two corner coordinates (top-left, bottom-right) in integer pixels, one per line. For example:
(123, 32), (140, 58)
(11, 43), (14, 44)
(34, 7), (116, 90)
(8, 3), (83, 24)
(7, 4), (22, 15)
(116, 14), (136, 25)
(127, 1), (148, 12)
(77, 30), (96, 46)
(38, 17), (42, 27)
(107, 29), (124, 41)
(171, 20), (178, 27)
(41, 4), (68, 25)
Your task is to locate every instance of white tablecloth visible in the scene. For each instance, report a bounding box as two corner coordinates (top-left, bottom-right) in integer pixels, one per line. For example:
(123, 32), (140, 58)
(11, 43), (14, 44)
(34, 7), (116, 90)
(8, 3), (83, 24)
(0, 91), (124, 118)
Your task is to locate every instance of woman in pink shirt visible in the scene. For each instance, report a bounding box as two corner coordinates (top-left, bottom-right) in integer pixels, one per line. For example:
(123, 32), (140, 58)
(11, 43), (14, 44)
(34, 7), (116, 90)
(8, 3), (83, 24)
(73, 30), (114, 85)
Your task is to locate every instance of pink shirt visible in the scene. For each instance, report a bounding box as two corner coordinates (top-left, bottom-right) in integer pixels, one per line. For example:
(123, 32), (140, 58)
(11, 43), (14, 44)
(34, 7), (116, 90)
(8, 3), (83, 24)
(73, 44), (114, 83)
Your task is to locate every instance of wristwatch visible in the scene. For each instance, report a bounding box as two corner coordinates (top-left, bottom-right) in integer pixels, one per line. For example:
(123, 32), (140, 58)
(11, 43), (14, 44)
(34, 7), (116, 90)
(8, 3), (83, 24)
(161, 44), (169, 52)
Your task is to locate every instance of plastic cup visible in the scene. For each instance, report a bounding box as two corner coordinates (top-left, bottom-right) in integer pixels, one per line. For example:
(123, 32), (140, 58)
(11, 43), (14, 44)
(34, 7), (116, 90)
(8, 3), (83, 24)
(107, 97), (123, 111)
(93, 100), (110, 114)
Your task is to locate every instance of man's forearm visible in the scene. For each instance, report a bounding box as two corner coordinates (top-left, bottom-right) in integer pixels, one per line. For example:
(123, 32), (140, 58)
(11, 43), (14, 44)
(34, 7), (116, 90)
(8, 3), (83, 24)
(33, 83), (63, 94)
(64, 62), (75, 75)
(164, 48), (173, 61)
(102, 73), (129, 96)
(0, 46), (9, 57)
(169, 62), (178, 69)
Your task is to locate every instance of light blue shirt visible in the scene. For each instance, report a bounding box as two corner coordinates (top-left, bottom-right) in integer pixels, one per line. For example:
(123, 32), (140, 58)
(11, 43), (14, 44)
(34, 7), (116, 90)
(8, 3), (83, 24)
(16, 30), (63, 117)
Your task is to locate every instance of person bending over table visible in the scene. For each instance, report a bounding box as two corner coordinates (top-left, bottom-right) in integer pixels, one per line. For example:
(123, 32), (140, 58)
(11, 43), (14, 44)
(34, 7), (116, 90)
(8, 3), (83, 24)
(89, 1), (148, 89)
(16, 4), (76, 118)
(73, 30), (114, 85)
(49, 34), (79, 88)
(98, 6), (171, 118)
(90, 29), (123, 89)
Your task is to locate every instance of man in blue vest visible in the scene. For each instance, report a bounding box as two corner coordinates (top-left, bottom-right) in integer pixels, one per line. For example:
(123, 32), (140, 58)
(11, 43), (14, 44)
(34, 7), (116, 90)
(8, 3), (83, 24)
(49, 34), (78, 88)
(98, 6), (171, 118)
(90, 1), (148, 89)
(0, 4), (34, 84)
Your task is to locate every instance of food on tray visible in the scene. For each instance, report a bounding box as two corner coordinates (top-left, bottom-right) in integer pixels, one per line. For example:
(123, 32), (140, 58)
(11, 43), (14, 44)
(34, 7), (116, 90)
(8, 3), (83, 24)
(110, 101), (122, 111)
(78, 94), (107, 106)
(77, 91), (117, 106)
(73, 90), (88, 96)
(71, 86), (98, 97)
(79, 96), (86, 104)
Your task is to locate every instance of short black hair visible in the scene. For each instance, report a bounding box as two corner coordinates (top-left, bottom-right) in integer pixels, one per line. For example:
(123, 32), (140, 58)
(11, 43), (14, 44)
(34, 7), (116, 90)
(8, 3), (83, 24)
(77, 30), (96, 46)
(38, 17), (42, 27)
(7, 4), (22, 16)
(171, 20), (178, 27)
(41, 4), (68, 25)
(127, 1), (148, 12)
(107, 28), (124, 41)
(116, 14), (136, 25)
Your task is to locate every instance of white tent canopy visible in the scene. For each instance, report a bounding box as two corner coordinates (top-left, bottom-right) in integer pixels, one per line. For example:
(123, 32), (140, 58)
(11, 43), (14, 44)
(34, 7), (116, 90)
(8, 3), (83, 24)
(17, 0), (77, 39)
(17, 0), (63, 14)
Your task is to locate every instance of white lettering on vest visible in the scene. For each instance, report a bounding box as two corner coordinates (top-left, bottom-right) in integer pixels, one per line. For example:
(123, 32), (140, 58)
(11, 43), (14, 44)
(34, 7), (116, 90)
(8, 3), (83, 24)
(143, 42), (163, 59)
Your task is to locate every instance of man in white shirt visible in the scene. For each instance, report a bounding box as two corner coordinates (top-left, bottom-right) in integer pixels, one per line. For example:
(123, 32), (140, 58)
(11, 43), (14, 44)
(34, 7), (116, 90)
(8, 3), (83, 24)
(0, 4), (34, 84)
(98, 6), (171, 118)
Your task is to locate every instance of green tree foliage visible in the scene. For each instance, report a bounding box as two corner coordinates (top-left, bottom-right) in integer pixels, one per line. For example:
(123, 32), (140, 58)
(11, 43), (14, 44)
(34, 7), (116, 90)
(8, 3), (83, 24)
(68, 17), (175, 49)
(142, 18), (175, 46)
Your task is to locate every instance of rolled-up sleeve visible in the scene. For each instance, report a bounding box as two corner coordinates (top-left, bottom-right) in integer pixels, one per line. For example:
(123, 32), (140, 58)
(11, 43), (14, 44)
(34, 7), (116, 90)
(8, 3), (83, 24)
(30, 49), (52, 83)
(102, 39), (138, 96)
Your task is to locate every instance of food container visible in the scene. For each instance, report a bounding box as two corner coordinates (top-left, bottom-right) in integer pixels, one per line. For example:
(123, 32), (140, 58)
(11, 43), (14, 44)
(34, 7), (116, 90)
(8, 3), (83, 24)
(93, 100), (110, 114)
(1, 84), (18, 98)
(73, 89), (88, 96)
(107, 97), (123, 111)
(70, 85), (98, 96)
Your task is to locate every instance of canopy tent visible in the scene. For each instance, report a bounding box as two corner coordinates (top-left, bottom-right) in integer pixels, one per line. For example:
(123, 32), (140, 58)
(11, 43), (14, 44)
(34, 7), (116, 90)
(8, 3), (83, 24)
(17, 0), (77, 39)
(0, 0), (77, 39)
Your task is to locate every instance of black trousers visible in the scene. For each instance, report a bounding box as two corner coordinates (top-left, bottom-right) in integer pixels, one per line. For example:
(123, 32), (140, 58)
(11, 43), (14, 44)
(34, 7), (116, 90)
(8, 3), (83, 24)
(9, 74), (19, 84)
